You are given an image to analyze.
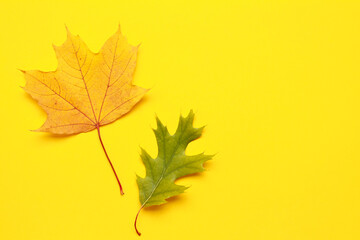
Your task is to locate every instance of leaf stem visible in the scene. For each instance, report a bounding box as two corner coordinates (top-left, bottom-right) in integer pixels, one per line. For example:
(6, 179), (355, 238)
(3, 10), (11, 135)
(96, 126), (124, 195)
(134, 205), (144, 236)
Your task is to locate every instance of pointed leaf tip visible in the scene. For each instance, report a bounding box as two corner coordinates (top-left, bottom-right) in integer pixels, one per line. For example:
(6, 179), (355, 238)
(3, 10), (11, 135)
(64, 24), (70, 33)
(155, 116), (165, 129)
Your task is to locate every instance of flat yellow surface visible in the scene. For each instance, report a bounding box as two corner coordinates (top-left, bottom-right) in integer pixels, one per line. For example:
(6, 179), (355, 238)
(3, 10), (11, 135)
(0, 0), (359, 239)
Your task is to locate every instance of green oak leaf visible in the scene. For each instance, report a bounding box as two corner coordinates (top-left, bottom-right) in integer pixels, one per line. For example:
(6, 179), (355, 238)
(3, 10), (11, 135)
(134, 110), (213, 235)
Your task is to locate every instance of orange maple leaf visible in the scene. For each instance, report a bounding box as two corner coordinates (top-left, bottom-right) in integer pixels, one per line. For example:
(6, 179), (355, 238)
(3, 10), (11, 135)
(22, 26), (148, 195)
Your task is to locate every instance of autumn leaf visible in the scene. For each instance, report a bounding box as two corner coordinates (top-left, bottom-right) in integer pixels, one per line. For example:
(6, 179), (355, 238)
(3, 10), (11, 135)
(134, 110), (212, 235)
(21, 26), (148, 195)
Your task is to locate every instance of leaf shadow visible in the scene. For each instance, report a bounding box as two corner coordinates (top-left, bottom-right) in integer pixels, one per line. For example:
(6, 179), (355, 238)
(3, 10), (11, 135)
(144, 195), (184, 213)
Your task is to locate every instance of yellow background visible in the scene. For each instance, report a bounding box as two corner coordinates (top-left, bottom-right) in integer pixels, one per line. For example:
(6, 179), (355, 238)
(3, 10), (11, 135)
(1, 0), (359, 239)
